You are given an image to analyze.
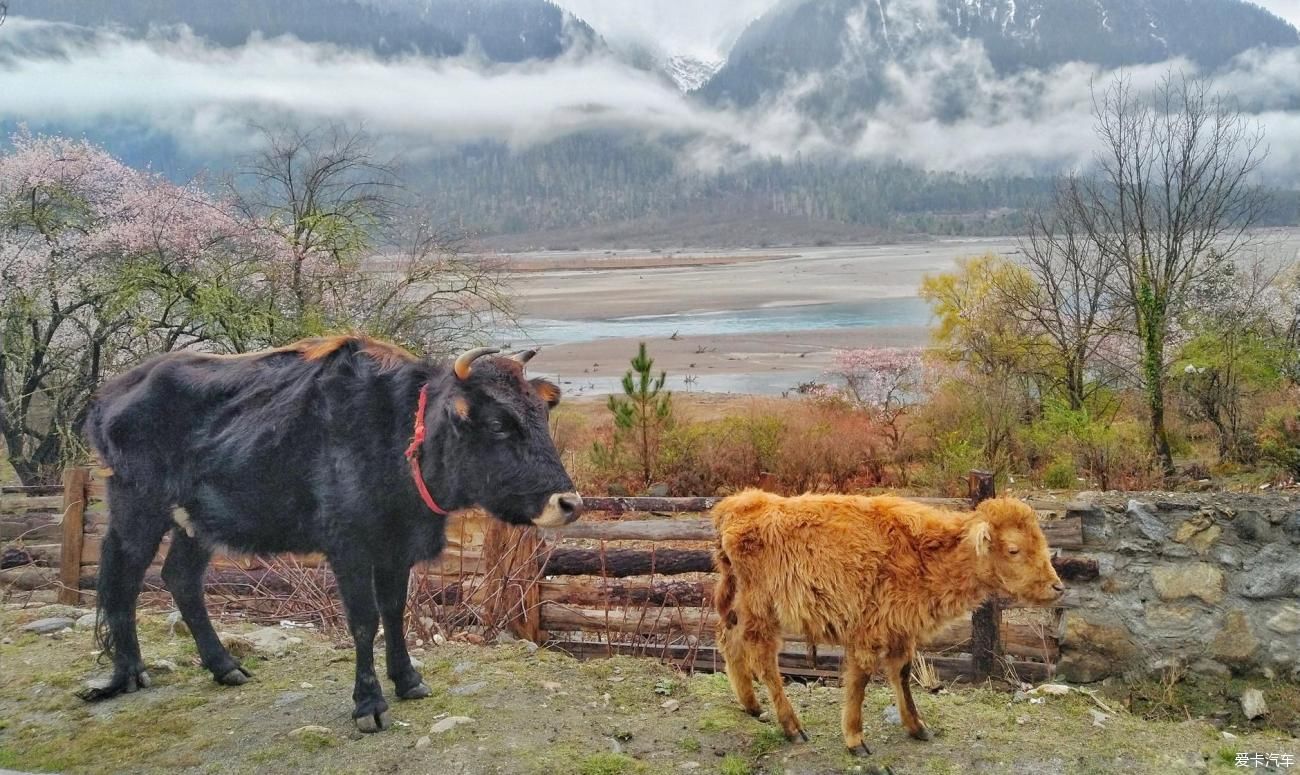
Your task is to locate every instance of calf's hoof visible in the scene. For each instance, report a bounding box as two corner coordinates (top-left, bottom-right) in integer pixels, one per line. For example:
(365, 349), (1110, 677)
(784, 727), (810, 743)
(78, 666), (151, 701)
(216, 666), (252, 686)
(354, 709), (392, 733)
(743, 706), (762, 718)
(397, 682), (433, 700)
(846, 742), (873, 757)
(909, 726), (933, 741)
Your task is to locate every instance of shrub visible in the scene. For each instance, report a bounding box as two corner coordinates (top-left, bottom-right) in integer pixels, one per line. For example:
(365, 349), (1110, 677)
(1041, 456), (1078, 489)
(1257, 406), (1300, 480)
(921, 432), (983, 496)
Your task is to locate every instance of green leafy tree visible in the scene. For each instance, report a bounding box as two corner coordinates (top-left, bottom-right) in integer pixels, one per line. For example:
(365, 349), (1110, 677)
(605, 342), (673, 487)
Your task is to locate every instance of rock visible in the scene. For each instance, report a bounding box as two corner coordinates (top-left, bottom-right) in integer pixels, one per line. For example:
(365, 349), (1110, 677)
(74, 613), (97, 631)
(149, 659), (178, 673)
(493, 631), (517, 645)
(430, 716), (474, 734)
(452, 660), (473, 674)
(1189, 659), (1231, 678)
(1282, 511), (1300, 543)
(1267, 606), (1300, 635)
(1127, 500), (1169, 542)
(680, 763), (701, 770)
(1151, 563), (1224, 605)
(1073, 506), (1110, 542)
(21, 617), (74, 634)
(166, 611), (190, 637)
(34, 604), (92, 619)
(410, 657), (423, 670)
(274, 691), (308, 707)
(1089, 709), (1110, 727)
(1174, 518), (1221, 554)
(1058, 615), (1138, 683)
(1210, 545), (1240, 568)
(289, 725), (332, 740)
(450, 681), (486, 697)
(606, 482), (630, 497)
(1211, 610), (1259, 666)
(1240, 688), (1268, 720)
(415, 735), (432, 749)
(542, 681), (562, 692)
(1239, 546), (1300, 599)
(219, 633), (256, 658)
(1015, 715), (1028, 725)
(1233, 512), (1271, 542)
(1057, 653), (1113, 684)
(661, 699), (680, 712)
(242, 627), (302, 658)
(646, 483), (670, 498)
(1029, 684), (1071, 696)
(432, 633), (447, 646)
(882, 705), (901, 725)
(1221, 731), (1238, 740)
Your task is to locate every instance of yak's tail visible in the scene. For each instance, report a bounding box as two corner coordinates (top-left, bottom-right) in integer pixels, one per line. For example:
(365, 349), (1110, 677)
(712, 538), (738, 630)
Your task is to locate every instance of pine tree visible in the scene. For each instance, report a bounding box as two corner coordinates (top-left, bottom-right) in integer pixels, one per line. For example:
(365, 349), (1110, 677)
(607, 342), (673, 487)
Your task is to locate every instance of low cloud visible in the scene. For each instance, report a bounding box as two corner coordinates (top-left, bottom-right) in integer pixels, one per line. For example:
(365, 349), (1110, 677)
(1, 15), (1298, 182)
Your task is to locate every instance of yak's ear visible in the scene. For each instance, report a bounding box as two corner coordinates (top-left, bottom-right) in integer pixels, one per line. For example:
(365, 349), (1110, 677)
(966, 520), (993, 557)
(530, 378), (561, 409)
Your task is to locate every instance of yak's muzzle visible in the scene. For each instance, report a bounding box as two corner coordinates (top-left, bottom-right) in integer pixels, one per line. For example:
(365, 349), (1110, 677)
(532, 492), (584, 527)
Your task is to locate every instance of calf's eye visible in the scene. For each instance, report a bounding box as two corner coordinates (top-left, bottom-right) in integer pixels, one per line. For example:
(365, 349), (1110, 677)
(1007, 546), (1020, 556)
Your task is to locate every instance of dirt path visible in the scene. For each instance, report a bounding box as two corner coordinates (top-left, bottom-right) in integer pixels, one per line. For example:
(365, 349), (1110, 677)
(1, 605), (1295, 774)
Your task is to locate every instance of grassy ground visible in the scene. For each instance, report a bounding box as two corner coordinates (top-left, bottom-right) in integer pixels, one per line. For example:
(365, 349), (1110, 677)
(1, 606), (1296, 775)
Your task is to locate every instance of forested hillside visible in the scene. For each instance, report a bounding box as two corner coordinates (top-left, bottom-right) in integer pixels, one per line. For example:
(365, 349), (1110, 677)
(8, 0), (598, 61)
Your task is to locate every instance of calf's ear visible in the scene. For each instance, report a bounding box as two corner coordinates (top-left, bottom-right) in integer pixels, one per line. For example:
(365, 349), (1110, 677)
(531, 378), (561, 409)
(966, 520), (992, 557)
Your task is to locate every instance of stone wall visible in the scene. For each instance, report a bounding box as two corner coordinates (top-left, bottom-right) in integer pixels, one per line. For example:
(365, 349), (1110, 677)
(1056, 491), (1300, 683)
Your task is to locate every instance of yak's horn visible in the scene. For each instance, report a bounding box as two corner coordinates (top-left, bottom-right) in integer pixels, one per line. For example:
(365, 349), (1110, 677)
(509, 349), (538, 364)
(453, 347), (500, 380)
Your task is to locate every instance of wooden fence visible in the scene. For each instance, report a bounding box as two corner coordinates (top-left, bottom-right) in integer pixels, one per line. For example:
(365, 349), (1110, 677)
(2, 468), (1099, 684)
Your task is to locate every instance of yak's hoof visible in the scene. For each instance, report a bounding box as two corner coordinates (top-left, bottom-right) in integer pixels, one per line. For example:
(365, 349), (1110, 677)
(743, 707), (762, 718)
(847, 742), (873, 757)
(217, 667), (252, 686)
(910, 726), (933, 741)
(77, 667), (150, 701)
(798, 728), (811, 743)
(784, 727), (809, 743)
(354, 710), (392, 733)
(397, 682), (433, 700)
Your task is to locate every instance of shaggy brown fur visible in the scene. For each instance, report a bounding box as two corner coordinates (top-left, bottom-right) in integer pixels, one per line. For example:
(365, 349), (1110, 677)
(712, 490), (1063, 755)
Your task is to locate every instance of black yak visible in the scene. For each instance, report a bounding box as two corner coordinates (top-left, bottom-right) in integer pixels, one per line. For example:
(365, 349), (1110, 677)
(80, 335), (582, 731)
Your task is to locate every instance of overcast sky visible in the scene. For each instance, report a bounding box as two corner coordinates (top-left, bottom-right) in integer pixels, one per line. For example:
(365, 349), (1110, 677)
(1255, 0), (1300, 28)
(555, 0), (778, 61)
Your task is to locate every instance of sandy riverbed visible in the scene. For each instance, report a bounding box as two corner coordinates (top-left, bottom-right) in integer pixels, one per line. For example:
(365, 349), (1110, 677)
(495, 239), (1021, 393)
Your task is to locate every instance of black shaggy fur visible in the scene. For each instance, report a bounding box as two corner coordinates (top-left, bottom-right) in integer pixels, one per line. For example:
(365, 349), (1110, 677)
(79, 336), (576, 731)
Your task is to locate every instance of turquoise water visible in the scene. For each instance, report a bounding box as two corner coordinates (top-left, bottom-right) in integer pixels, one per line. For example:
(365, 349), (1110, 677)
(503, 296), (930, 346)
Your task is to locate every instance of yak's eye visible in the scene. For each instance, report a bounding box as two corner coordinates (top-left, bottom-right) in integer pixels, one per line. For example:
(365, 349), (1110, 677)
(1007, 546), (1021, 556)
(486, 418), (506, 435)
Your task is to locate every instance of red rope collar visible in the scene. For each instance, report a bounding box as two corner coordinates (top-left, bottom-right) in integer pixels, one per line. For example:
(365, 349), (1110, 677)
(404, 383), (448, 516)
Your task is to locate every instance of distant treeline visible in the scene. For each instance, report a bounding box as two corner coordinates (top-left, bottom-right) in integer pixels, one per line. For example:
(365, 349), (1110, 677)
(413, 132), (1300, 237)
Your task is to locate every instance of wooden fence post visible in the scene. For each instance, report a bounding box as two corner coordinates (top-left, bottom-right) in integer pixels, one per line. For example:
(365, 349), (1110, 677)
(481, 520), (546, 643)
(58, 467), (89, 605)
(967, 470), (1002, 681)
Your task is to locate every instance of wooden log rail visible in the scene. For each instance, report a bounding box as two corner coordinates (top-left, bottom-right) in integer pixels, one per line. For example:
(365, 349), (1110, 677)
(14, 467), (1096, 683)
